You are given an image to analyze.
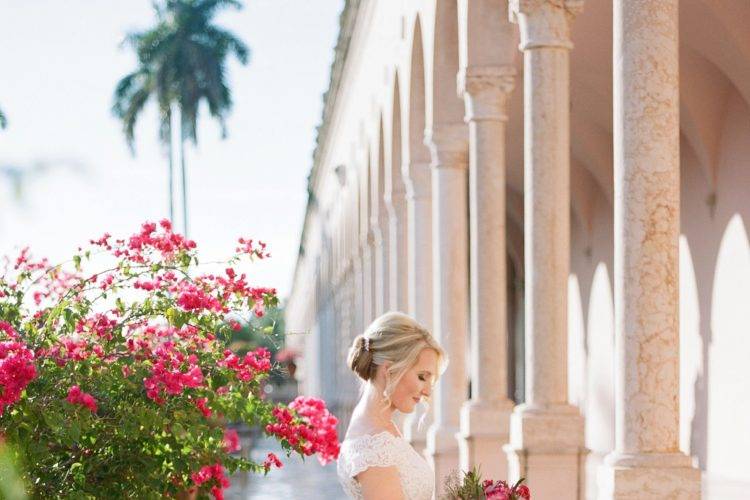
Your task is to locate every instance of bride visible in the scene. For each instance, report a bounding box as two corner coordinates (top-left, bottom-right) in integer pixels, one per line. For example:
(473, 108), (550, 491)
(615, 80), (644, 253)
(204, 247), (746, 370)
(336, 312), (446, 500)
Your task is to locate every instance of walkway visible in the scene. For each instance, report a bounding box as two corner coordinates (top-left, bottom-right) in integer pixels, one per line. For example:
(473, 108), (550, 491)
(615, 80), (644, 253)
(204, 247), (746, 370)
(226, 436), (346, 499)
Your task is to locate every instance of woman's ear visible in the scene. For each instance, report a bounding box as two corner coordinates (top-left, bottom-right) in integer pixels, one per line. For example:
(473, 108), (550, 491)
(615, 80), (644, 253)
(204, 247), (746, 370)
(376, 361), (393, 383)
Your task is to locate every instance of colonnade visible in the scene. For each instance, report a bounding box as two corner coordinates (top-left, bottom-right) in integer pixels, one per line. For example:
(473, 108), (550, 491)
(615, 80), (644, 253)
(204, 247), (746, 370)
(289, 0), (702, 497)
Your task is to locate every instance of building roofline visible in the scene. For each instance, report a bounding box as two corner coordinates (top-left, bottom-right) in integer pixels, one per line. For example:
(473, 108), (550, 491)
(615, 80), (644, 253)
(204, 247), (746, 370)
(288, 0), (362, 301)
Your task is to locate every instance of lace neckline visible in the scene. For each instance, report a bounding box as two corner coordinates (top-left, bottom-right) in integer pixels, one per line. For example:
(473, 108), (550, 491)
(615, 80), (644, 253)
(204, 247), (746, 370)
(344, 429), (403, 442)
(337, 427), (434, 500)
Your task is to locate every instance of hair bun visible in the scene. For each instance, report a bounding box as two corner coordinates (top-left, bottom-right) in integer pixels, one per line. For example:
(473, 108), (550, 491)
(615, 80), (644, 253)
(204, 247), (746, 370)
(347, 335), (374, 381)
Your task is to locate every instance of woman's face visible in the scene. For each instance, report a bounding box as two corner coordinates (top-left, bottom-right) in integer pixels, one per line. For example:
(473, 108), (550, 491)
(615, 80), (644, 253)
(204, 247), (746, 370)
(389, 348), (438, 414)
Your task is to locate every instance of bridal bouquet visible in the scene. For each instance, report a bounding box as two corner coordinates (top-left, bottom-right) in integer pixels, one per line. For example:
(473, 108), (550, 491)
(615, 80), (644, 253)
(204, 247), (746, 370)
(442, 468), (531, 500)
(0, 221), (339, 499)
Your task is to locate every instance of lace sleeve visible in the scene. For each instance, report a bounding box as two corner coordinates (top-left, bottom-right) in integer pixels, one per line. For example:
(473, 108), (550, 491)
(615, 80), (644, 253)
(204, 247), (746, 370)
(344, 432), (401, 479)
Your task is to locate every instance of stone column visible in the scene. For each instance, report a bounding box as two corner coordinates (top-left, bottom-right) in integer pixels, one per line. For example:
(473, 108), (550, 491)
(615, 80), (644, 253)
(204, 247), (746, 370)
(425, 123), (469, 490)
(370, 207), (390, 318)
(505, 2), (586, 499)
(402, 161), (434, 454)
(371, 148), (388, 318)
(360, 157), (374, 327)
(458, 64), (517, 481)
(362, 236), (374, 326)
(386, 174), (409, 312)
(598, 1), (701, 498)
(350, 174), (365, 336)
(371, 205), (387, 317)
(406, 163), (433, 325)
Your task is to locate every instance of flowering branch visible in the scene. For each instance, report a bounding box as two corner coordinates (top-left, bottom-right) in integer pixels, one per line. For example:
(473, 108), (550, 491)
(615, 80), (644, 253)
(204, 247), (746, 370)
(0, 220), (339, 499)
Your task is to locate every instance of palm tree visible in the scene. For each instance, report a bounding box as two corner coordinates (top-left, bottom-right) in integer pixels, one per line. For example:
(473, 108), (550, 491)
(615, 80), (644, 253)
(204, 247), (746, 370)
(113, 0), (249, 236)
(113, 61), (175, 221)
(0, 106), (7, 129)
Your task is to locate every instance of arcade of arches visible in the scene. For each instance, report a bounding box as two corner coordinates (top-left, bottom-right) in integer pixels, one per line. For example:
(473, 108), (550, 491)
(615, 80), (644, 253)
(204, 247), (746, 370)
(287, 1), (750, 498)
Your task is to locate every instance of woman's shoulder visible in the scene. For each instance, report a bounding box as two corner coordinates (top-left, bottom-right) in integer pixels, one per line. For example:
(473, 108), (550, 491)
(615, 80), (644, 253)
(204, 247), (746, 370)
(341, 418), (404, 458)
(338, 426), (405, 478)
(343, 417), (402, 443)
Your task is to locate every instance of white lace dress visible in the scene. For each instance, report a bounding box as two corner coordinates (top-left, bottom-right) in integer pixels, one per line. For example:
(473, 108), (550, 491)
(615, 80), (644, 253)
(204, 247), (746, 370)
(337, 431), (434, 500)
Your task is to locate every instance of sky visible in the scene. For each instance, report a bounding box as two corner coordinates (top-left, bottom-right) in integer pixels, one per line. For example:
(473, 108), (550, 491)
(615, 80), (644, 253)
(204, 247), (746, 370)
(0, 0), (344, 299)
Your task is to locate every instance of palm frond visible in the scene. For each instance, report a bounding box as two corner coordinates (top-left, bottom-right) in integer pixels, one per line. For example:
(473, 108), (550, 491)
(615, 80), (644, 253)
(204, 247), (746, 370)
(204, 25), (250, 64)
(113, 0), (247, 152)
(122, 88), (152, 153)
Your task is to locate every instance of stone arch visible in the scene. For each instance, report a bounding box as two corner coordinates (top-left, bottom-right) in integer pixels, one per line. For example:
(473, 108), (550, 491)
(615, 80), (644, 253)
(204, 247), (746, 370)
(675, 87), (750, 491)
(373, 116), (386, 225)
(371, 116), (389, 314)
(406, 15), (430, 169)
(360, 145), (373, 324)
(679, 46), (734, 191)
(389, 73), (405, 204)
(430, 0), (464, 127)
(388, 71), (408, 311)
(678, 235), (702, 456)
(359, 145), (371, 249)
(402, 13), (433, 330)
(584, 262), (615, 495)
(568, 273), (586, 409)
(681, 0), (750, 110)
(707, 214), (750, 481)
(458, 0), (517, 69)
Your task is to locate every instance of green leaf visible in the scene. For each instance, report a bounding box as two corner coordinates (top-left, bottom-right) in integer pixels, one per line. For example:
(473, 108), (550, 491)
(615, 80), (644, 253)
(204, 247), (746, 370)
(69, 422), (81, 442)
(165, 307), (177, 326)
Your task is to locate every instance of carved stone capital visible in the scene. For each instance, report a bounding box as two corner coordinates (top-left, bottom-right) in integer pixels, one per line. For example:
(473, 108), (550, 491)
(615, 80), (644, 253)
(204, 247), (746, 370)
(458, 65), (516, 122)
(424, 123), (469, 170)
(509, 0), (583, 50)
(403, 161), (432, 200)
(458, 65), (516, 96)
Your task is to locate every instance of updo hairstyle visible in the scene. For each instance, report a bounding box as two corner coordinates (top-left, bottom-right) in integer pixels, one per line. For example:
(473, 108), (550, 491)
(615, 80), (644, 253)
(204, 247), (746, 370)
(346, 311), (446, 402)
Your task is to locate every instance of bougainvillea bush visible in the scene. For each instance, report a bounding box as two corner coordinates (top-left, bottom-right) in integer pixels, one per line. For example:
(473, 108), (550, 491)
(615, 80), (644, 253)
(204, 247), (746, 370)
(0, 221), (339, 499)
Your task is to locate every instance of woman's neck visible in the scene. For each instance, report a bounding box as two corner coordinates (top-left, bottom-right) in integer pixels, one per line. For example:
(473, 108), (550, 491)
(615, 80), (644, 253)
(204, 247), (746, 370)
(358, 382), (396, 428)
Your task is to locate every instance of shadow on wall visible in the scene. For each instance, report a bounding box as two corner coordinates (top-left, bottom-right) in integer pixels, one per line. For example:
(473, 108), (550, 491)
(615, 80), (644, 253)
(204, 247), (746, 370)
(681, 88), (750, 494)
(565, 84), (750, 500)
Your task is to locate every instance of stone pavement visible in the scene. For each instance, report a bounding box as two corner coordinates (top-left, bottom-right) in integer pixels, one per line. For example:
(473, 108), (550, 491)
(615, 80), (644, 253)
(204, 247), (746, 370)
(226, 436), (347, 499)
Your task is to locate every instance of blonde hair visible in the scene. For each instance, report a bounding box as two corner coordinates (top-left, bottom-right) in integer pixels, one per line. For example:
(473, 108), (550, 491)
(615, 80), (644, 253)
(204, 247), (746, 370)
(347, 311), (446, 405)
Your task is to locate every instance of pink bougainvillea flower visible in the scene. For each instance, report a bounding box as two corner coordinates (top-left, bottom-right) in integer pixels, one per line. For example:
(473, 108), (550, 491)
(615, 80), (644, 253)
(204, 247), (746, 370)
(218, 347), (271, 382)
(0, 321), (17, 339)
(265, 396), (340, 465)
(0, 340), (37, 415)
(235, 238), (270, 260)
(0, 221), (342, 497)
(262, 452), (283, 471)
(66, 385), (98, 413)
(223, 428), (240, 453)
(191, 463), (230, 500)
(143, 343), (204, 403)
(195, 397), (212, 418)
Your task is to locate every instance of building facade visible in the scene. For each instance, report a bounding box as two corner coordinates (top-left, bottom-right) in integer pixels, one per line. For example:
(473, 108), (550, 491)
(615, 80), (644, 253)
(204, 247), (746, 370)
(286, 1), (750, 498)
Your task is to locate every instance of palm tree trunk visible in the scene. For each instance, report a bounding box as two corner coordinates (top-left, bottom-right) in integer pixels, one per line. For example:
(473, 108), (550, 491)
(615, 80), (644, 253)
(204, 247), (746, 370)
(179, 113), (189, 238)
(168, 120), (175, 225)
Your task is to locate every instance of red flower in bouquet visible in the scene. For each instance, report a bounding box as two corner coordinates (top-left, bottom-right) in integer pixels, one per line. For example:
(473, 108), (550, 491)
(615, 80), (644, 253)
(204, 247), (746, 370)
(484, 478), (530, 500)
(444, 468), (530, 500)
